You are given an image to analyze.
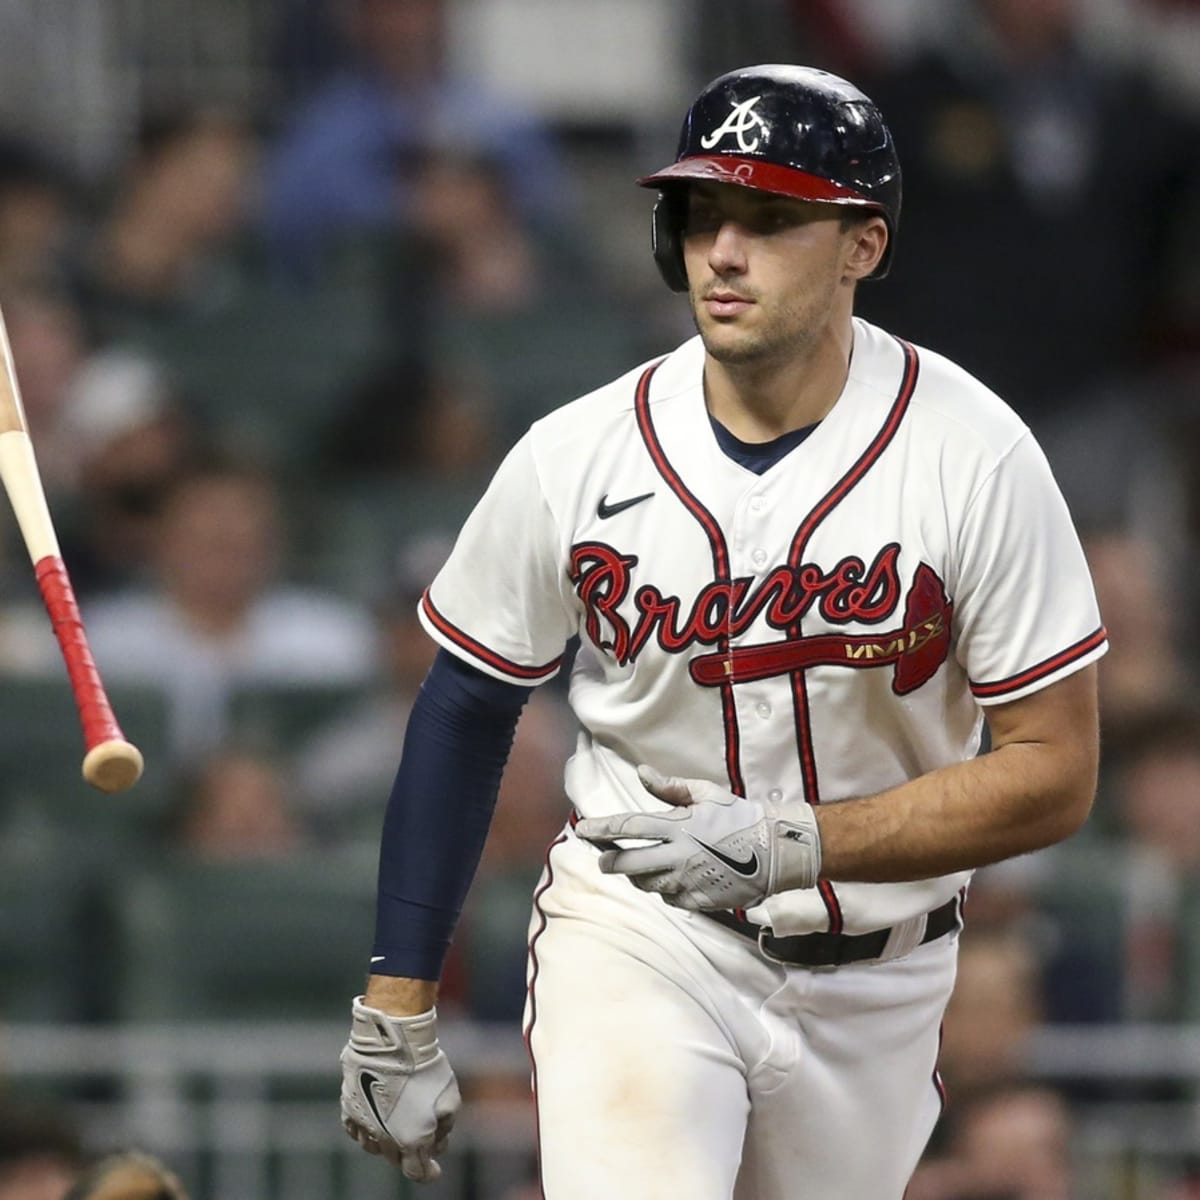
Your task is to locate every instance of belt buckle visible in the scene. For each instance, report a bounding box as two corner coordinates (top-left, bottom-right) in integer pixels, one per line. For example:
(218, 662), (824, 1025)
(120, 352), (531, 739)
(755, 926), (787, 966)
(755, 927), (841, 972)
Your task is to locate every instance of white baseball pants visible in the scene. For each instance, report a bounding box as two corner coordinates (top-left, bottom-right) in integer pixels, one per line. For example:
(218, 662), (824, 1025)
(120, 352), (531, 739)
(524, 830), (958, 1200)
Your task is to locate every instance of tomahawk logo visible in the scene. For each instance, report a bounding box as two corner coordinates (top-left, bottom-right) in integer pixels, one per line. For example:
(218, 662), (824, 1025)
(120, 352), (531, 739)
(700, 96), (769, 153)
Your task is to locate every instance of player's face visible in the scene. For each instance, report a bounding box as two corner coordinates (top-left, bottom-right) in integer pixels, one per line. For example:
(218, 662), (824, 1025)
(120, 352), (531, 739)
(681, 183), (856, 366)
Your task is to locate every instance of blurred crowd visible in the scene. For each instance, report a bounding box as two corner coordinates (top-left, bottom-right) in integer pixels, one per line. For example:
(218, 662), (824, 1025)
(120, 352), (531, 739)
(0, 0), (1197, 1197)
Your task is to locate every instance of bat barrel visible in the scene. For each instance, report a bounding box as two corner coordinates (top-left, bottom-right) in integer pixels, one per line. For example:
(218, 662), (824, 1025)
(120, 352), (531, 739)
(82, 739), (146, 794)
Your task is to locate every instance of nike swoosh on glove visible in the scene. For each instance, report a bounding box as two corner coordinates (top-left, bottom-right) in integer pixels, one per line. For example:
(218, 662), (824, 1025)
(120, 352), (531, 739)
(340, 998), (461, 1182)
(574, 764), (822, 911)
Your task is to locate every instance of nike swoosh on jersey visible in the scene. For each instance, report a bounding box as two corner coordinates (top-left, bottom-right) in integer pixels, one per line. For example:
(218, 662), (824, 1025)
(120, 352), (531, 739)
(597, 491), (655, 519)
(687, 834), (759, 876)
(359, 1070), (389, 1129)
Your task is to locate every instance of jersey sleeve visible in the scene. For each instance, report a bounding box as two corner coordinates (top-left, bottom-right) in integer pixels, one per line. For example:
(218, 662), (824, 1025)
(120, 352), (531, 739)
(952, 431), (1107, 705)
(418, 433), (575, 685)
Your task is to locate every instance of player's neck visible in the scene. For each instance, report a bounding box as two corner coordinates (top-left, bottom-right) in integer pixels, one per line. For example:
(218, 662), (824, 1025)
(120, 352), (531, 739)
(704, 317), (854, 443)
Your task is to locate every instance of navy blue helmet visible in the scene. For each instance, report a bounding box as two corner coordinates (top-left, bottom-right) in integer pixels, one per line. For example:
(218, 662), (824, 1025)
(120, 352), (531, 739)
(638, 64), (902, 290)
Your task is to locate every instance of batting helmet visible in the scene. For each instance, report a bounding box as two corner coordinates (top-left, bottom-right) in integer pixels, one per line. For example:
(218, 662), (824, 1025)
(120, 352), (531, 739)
(637, 64), (901, 291)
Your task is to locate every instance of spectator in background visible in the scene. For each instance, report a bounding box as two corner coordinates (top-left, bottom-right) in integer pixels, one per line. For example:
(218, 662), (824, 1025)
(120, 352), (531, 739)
(0, 1100), (83, 1200)
(1082, 528), (1191, 744)
(293, 534), (448, 832)
(64, 107), (257, 347)
(174, 747), (308, 861)
(857, 0), (1200, 430)
(1107, 708), (1200, 1022)
(294, 534), (573, 858)
(405, 146), (636, 445)
(0, 136), (73, 297)
(406, 147), (585, 318)
(1116, 710), (1200, 876)
(317, 141), (637, 474)
(63, 1151), (187, 1200)
(0, 288), (88, 499)
(318, 351), (496, 481)
(64, 460), (378, 767)
(939, 926), (1043, 1097)
(261, 0), (569, 281)
(55, 348), (198, 596)
(907, 1083), (1076, 1200)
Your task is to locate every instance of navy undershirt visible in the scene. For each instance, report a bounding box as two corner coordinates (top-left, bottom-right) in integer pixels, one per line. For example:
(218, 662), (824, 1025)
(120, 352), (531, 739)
(373, 419), (822, 979)
(708, 412), (819, 474)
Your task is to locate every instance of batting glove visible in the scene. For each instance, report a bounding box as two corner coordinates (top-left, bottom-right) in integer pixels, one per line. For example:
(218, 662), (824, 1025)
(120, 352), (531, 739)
(340, 997), (461, 1183)
(575, 764), (822, 911)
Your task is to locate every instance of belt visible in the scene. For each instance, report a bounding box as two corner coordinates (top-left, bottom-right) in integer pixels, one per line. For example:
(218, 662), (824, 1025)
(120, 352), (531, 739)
(704, 896), (961, 968)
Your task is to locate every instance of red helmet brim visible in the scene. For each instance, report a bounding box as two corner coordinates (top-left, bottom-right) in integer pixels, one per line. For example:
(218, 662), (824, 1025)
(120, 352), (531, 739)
(636, 154), (880, 210)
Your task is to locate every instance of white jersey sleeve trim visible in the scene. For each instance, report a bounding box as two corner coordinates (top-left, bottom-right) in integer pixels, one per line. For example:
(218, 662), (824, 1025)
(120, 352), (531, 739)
(418, 589), (564, 686)
(969, 625), (1108, 705)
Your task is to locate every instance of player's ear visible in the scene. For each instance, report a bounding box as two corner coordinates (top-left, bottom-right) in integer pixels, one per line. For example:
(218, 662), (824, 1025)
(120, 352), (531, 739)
(842, 214), (888, 282)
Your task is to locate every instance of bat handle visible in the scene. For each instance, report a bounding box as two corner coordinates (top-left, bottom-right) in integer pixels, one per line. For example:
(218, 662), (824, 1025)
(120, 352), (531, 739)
(35, 556), (144, 793)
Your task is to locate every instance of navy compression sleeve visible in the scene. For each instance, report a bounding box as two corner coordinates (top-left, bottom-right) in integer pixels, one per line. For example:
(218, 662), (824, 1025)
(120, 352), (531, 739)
(371, 648), (532, 980)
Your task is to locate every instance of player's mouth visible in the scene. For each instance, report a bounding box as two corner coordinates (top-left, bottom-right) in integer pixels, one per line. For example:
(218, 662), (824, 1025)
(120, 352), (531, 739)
(702, 290), (756, 319)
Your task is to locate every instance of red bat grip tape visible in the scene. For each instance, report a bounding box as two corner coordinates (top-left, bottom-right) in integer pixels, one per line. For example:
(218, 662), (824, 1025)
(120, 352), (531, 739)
(35, 556), (124, 751)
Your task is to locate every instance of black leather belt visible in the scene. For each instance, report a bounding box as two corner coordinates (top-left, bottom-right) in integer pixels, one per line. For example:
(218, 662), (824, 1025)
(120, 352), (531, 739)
(704, 896), (961, 968)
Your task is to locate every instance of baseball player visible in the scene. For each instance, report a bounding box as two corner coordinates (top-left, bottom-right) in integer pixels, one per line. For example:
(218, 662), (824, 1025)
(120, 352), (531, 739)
(339, 64), (1107, 1199)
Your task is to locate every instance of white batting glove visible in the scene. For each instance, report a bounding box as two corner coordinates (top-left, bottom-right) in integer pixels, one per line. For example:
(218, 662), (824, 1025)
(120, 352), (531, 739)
(339, 997), (461, 1183)
(575, 765), (822, 911)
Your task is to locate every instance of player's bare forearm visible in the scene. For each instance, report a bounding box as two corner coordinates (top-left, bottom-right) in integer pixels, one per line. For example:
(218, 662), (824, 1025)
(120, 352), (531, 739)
(364, 975), (439, 1016)
(814, 666), (1099, 882)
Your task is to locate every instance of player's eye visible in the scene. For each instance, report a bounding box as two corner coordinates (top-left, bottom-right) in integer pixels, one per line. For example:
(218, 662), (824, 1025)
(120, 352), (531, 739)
(684, 202), (723, 236)
(750, 205), (804, 233)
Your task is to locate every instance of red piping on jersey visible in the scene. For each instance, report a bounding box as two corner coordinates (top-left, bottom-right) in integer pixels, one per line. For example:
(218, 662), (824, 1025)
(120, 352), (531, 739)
(421, 590), (564, 682)
(634, 361), (746, 796)
(786, 337), (921, 935)
(932, 1020), (948, 1114)
(525, 829), (569, 1200)
(970, 625), (1107, 699)
(930, 889), (966, 1115)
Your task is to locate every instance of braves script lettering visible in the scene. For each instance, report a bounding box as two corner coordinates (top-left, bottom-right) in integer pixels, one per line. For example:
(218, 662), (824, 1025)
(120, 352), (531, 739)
(569, 542), (953, 694)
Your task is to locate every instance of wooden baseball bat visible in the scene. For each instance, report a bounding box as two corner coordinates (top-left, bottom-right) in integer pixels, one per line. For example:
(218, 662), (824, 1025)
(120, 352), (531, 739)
(0, 307), (144, 793)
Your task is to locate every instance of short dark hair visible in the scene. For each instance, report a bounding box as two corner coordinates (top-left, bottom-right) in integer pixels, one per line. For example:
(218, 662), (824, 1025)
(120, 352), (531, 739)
(63, 1150), (189, 1200)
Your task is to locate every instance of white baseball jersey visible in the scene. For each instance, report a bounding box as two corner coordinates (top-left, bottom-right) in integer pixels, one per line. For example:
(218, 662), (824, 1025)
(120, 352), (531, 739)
(419, 316), (1107, 937)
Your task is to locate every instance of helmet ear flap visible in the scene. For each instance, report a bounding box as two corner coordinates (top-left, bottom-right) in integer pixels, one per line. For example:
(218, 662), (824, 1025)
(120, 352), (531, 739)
(650, 192), (688, 293)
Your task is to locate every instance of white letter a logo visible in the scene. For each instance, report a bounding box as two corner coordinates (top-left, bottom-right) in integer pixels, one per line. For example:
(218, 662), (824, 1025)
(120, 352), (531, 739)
(700, 97), (768, 153)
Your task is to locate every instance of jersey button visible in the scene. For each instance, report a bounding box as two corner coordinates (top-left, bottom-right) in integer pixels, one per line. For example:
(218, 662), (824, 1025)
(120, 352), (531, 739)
(768, 788), (783, 803)
(755, 701), (772, 719)
(751, 549), (767, 567)
(750, 496), (766, 512)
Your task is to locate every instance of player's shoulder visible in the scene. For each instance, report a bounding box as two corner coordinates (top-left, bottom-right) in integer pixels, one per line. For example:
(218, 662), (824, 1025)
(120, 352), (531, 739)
(524, 336), (704, 457)
(854, 319), (1029, 459)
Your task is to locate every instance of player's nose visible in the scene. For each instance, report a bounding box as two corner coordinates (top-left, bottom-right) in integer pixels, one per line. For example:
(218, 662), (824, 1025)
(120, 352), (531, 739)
(708, 220), (750, 275)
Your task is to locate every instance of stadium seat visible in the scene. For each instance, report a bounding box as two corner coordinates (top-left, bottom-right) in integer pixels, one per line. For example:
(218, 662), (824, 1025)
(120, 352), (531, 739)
(110, 852), (377, 1021)
(0, 840), (92, 1021)
(227, 681), (371, 752)
(1029, 838), (1135, 1024)
(295, 474), (486, 601)
(0, 676), (173, 843)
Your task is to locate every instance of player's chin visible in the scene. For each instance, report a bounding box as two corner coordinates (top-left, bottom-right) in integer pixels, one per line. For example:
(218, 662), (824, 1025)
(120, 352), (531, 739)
(698, 325), (769, 366)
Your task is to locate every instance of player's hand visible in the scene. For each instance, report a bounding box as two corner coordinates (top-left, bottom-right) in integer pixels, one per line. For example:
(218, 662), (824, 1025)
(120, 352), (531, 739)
(574, 764), (822, 910)
(339, 997), (461, 1183)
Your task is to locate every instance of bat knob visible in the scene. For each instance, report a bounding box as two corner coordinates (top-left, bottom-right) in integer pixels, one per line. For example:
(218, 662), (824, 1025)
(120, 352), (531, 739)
(82, 739), (145, 793)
